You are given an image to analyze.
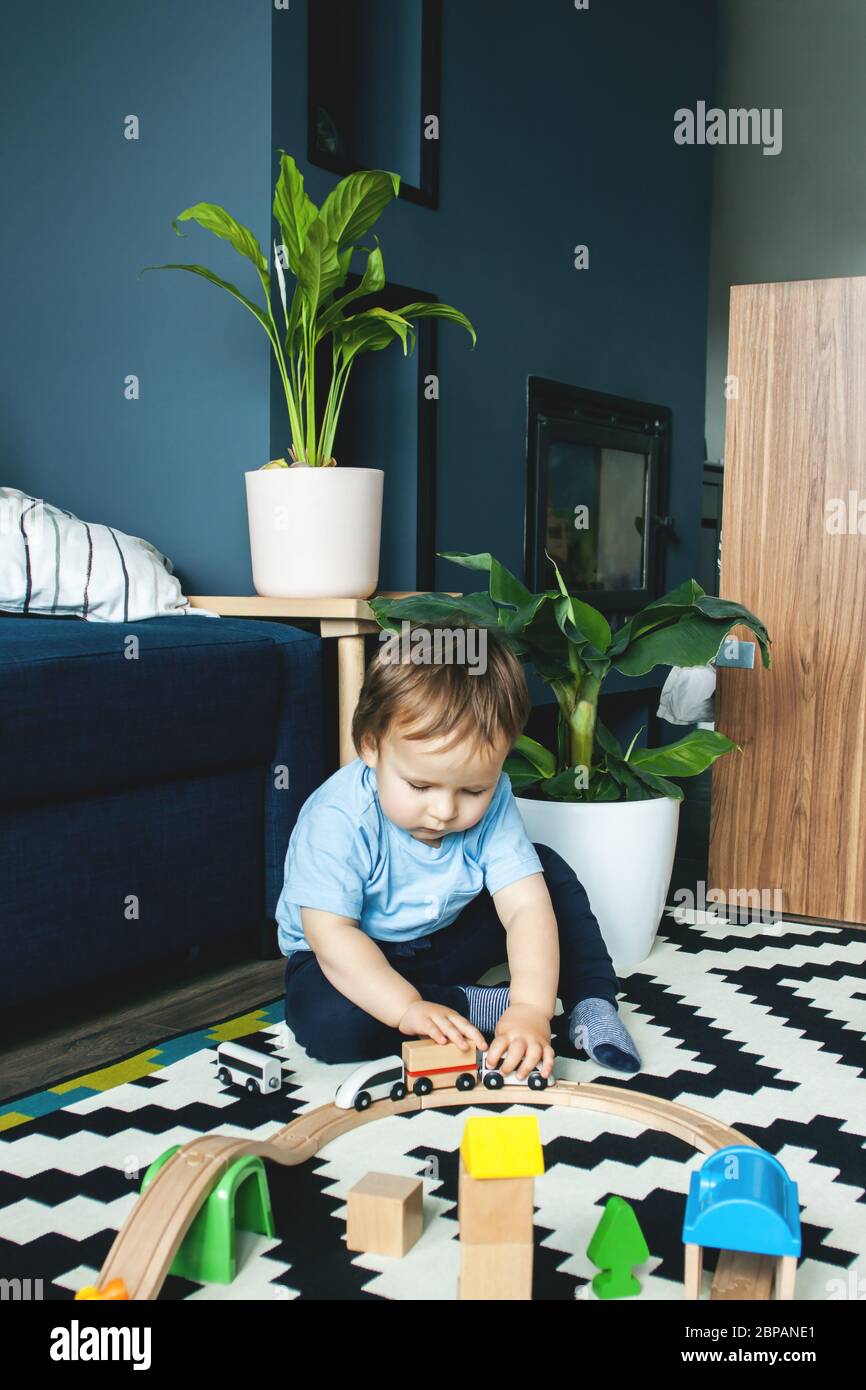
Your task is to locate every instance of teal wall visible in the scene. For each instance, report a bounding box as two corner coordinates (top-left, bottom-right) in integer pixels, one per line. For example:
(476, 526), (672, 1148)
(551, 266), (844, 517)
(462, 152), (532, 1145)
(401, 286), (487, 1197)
(0, 0), (273, 594)
(2, 0), (717, 609)
(275, 0), (718, 608)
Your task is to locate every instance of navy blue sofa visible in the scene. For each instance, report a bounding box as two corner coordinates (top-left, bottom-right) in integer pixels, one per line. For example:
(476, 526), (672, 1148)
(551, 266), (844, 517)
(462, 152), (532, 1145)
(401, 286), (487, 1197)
(0, 615), (323, 1014)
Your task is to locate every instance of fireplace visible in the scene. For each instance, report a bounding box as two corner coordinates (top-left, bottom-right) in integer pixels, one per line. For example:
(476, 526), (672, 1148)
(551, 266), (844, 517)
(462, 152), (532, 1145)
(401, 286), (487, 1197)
(525, 377), (673, 619)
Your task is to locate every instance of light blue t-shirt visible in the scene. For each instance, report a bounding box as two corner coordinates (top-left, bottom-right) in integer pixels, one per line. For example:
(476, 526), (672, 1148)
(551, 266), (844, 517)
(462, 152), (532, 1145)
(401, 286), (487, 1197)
(276, 758), (543, 955)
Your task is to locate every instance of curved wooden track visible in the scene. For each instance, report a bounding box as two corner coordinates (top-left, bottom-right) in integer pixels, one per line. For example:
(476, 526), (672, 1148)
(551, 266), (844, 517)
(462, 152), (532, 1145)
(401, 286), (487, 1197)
(98, 1081), (758, 1301)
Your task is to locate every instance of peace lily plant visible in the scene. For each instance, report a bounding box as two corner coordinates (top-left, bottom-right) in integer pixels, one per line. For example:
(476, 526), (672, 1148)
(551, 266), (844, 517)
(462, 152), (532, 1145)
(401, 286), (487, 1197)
(144, 153), (475, 597)
(145, 153), (476, 467)
(369, 551), (772, 804)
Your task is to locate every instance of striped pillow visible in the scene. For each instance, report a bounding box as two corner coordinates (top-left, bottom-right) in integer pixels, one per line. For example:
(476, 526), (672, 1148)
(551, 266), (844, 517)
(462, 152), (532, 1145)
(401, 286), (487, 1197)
(0, 488), (206, 623)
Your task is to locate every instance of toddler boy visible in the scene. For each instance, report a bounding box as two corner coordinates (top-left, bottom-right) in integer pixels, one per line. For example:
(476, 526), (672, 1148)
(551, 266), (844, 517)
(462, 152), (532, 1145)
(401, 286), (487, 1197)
(277, 628), (641, 1079)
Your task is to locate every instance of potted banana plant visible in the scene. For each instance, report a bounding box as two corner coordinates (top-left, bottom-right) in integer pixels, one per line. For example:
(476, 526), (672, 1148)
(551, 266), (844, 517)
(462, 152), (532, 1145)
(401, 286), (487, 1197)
(145, 154), (475, 598)
(370, 552), (771, 967)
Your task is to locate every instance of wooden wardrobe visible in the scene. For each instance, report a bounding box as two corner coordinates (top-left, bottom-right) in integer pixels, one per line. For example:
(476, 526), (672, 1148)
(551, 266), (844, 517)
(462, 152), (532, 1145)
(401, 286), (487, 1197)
(709, 275), (866, 927)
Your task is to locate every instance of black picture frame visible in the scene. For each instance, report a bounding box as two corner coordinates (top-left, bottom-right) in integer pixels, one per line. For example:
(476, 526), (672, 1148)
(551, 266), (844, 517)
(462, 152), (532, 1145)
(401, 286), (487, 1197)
(525, 377), (673, 616)
(307, 0), (442, 210)
(330, 277), (439, 591)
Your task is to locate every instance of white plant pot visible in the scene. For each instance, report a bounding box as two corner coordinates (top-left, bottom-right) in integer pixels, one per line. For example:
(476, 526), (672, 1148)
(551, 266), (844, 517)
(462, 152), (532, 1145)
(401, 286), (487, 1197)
(516, 794), (680, 969)
(245, 466), (384, 598)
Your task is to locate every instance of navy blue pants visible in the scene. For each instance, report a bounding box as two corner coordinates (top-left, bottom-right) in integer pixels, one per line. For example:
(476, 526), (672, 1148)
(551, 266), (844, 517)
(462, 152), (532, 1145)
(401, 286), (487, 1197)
(283, 841), (619, 1064)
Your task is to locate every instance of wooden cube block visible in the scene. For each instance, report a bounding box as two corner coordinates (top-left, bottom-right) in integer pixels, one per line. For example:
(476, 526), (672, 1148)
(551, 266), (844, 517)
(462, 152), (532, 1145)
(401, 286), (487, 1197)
(402, 1038), (477, 1090)
(346, 1172), (423, 1257)
(458, 1154), (534, 1245)
(459, 1241), (533, 1300)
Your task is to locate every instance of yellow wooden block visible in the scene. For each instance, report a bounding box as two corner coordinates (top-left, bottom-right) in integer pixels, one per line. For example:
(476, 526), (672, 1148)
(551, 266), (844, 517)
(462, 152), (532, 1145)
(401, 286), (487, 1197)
(346, 1172), (423, 1257)
(460, 1114), (544, 1179)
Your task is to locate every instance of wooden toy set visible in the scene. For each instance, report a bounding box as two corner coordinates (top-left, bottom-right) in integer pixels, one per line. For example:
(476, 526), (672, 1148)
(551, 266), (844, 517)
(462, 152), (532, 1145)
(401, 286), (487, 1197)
(77, 1039), (802, 1301)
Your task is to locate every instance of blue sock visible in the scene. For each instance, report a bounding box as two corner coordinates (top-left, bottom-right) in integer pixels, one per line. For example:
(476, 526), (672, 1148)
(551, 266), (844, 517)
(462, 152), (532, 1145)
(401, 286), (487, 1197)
(569, 997), (641, 1073)
(458, 984), (510, 1041)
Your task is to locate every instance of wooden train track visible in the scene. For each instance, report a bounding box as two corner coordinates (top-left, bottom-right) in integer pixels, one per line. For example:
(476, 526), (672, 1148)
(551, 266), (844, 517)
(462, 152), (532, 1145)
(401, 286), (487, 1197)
(97, 1080), (761, 1301)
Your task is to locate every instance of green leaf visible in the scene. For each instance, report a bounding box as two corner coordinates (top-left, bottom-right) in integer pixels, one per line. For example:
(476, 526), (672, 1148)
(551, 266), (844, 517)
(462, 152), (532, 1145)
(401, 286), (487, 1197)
(607, 580), (706, 657)
(695, 595), (772, 668)
(607, 581), (772, 675)
(604, 759), (651, 801)
(612, 614), (741, 676)
(629, 728), (738, 777)
(626, 765), (684, 800)
(333, 307), (416, 363)
(368, 590), (501, 633)
(285, 283), (304, 352)
(141, 262), (274, 342)
(543, 766), (592, 801)
(172, 203), (270, 295)
(392, 301), (477, 347)
(594, 719), (622, 759)
(430, 556), (611, 688)
(319, 170), (401, 250)
(623, 727), (643, 761)
(511, 734), (557, 779)
(353, 306), (414, 350)
(503, 753), (544, 794)
(272, 152), (318, 276)
(586, 773), (622, 802)
(509, 596), (587, 676)
(316, 243), (386, 340)
(436, 552), (534, 609)
(549, 556), (612, 652)
(634, 579), (707, 624)
(296, 218), (343, 320)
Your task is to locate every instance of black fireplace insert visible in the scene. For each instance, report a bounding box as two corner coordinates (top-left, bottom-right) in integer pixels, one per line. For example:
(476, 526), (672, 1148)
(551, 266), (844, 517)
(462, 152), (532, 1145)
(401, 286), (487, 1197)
(525, 376), (673, 617)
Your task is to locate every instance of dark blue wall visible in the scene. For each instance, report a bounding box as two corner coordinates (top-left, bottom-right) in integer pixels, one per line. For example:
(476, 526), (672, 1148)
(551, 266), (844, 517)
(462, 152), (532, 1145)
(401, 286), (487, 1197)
(0, 0), (272, 595)
(2, 0), (716, 613)
(273, 0), (717, 705)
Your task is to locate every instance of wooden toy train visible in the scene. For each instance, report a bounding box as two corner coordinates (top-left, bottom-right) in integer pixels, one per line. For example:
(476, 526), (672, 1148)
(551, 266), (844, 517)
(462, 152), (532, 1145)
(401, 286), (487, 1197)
(79, 1039), (800, 1301)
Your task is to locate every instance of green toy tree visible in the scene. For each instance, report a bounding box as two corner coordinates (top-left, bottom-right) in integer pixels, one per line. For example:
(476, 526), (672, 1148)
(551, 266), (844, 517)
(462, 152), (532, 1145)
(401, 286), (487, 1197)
(587, 1195), (650, 1298)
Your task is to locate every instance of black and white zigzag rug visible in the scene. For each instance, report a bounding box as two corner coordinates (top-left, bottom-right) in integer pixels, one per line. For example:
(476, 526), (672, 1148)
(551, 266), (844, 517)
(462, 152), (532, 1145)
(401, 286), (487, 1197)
(1, 910), (864, 1301)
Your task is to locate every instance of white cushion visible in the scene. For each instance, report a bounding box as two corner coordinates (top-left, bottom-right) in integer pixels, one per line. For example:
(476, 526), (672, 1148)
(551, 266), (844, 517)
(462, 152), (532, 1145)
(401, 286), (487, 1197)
(0, 487), (207, 623)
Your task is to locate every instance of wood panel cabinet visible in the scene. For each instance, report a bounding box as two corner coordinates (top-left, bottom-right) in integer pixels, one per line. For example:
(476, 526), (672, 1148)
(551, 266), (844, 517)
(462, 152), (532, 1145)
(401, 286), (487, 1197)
(709, 276), (866, 926)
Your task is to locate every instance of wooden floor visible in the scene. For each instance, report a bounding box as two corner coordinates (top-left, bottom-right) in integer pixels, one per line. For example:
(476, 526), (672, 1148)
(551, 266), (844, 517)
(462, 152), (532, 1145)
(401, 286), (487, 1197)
(0, 956), (286, 1105)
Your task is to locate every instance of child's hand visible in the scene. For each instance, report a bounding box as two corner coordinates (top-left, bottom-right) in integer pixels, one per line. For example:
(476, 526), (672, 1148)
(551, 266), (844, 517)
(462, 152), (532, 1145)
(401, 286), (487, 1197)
(398, 1000), (487, 1052)
(485, 1004), (556, 1081)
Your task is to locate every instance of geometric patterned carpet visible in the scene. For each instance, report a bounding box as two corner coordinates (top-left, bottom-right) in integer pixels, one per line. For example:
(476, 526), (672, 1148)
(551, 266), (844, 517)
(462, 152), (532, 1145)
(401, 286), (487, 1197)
(1, 909), (864, 1300)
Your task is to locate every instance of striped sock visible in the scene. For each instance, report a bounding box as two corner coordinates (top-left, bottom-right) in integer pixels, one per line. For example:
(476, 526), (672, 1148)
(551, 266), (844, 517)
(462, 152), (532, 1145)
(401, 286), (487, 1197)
(568, 997), (641, 1073)
(459, 984), (510, 1039)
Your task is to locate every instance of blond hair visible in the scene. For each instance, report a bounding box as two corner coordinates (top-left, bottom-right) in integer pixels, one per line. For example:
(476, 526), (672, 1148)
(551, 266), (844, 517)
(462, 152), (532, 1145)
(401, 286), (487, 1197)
(351, 625), (531, 759)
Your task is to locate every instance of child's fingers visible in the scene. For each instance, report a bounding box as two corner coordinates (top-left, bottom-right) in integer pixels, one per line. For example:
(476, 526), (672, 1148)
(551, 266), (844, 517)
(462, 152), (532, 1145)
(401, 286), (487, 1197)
(504, 1039), (536, 1078)
(514, 1040), (544, 1080)
(431, 1014), (472, 1050)
(541, 1043), (557, 1077)
(451, 1015), (487, 1051)
(484, 1034), (508, 1069)
(495, 1038), (527, 1076)
(497, 1036), (549, 1078)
